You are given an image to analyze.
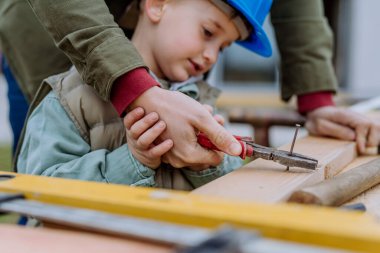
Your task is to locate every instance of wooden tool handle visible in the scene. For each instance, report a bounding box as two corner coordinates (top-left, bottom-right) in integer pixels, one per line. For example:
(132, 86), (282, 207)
(287, 157), (380, 206)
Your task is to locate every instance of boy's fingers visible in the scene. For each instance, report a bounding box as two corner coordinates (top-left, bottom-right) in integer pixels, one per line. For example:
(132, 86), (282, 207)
(137, 121), (166, 149)
(129, 112), (159, 139)
(148, 139), (174, 158)
(123, 107), (144, 129)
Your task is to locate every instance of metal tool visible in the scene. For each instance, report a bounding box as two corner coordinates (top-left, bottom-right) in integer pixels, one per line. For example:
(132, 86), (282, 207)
(197, 133), (318, 170)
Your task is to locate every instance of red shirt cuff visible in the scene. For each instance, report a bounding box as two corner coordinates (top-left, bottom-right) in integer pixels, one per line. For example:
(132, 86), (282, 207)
(297, 91), (335, 114)
(111, 68), (159, 115)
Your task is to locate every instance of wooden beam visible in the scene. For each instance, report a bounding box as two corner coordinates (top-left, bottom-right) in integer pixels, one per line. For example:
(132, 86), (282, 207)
(193, 136), (357, 203)
(342, 156), (380, 219)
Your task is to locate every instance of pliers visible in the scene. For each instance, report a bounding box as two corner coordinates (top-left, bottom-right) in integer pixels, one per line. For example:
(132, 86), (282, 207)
(197, 133), (318, 170)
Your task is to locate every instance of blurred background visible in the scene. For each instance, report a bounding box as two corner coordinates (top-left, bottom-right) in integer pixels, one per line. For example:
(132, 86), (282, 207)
(1, 0), (380, 168)
(207, 0), (380, 147)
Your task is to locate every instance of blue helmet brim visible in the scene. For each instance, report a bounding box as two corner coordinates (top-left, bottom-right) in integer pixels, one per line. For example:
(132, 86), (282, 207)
(228, 0), (273, 57)
(237, 18), (272, 57)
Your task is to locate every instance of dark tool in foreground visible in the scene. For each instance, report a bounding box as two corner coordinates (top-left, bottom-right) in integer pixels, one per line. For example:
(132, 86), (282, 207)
(288, 157), (380, 206)
(197, 133), (318, 170)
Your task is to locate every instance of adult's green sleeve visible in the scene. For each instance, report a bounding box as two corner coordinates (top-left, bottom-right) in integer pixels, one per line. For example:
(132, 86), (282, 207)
(271, 0), (338, 101)
(26, 0), (146, 100)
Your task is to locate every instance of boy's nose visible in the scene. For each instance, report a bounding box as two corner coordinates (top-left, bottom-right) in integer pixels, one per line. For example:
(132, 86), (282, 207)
(203, 46), (219, 65)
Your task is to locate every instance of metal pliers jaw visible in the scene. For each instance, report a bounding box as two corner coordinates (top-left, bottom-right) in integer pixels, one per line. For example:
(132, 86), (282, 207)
(197, 133), (318, 170)
(243, 141), (318, 170)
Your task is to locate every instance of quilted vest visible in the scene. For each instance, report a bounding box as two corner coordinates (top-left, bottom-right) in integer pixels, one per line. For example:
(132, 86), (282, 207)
(19, 68), (220, 191)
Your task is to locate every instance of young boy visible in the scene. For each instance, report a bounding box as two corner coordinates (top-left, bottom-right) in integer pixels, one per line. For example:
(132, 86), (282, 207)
(16, 0), (273, 190)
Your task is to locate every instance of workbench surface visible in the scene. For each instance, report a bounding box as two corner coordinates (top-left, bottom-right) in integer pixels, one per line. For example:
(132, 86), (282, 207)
(193, 136), (380, 219)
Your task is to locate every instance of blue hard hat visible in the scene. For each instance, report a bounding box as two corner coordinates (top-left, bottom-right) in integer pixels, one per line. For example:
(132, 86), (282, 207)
(226, 0), (273, 57)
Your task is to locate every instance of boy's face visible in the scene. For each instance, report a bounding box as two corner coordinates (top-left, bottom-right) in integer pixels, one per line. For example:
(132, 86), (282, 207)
(144, 0), (240, 82)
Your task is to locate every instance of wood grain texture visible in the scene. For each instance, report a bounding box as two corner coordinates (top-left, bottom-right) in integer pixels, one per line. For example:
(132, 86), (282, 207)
(192, 136), (357, 203)
(0, 225), (171, 253)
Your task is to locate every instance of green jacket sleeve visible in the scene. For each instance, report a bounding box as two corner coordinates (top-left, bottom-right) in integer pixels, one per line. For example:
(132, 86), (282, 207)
(271, 0), (338, 101)
(26, 0), (146, 100)
(17, 92), (156, 187)
(0, 0), (72, 102)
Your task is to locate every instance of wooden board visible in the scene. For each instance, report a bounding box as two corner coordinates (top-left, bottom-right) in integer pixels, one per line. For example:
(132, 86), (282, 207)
(0, 225), (171, 253)
(192, 136), (357, 203)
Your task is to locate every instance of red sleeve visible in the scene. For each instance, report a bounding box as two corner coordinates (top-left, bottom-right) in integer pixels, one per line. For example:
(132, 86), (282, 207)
(110, 68), (159, 115)
(297, 91), (335, 114)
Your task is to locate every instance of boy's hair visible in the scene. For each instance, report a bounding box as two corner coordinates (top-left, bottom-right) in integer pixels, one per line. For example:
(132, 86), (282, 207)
(209, 0), (252, 40)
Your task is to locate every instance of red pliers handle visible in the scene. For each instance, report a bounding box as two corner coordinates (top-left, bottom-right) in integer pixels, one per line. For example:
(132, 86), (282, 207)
(197, 133), (253, 159)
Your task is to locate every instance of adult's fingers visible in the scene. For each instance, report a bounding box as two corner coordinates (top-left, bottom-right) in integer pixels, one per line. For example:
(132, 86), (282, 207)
(213, 114), (225, 126)
(306, 118), (356, 141)
(367, 124), (379, 147)
(355, 124), (370, 153)
(162, 148), (223, 168)
(202, 104), (213, 114)
(194, 114), (241, 156)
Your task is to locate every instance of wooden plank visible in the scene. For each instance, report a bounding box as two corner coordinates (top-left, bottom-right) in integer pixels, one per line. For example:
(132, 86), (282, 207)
(192, 136), (357, 203)
(0, 225), (172, 253)
(216, 91), (287, 108)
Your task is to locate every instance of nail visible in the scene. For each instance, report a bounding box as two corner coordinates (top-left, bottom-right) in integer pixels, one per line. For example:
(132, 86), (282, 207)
(287, 124), (301, 171)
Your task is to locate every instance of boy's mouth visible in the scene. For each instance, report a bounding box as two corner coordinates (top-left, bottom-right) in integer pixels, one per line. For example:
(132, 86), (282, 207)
(189, 59), (204, 74)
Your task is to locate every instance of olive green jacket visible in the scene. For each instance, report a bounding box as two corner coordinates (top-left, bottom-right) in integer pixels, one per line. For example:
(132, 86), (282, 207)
(0, 0), (337, 103)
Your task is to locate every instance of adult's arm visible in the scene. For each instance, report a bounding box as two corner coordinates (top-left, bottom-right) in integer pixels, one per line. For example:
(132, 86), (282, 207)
(27, 0), (242, 164)
(26, 0), (150, 101)
(271, 0), (337, 102)
(0, 0), (71, 101)
(271, 0), (380, 153)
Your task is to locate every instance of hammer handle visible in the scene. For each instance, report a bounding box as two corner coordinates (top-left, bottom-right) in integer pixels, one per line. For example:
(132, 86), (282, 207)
(288, 157), (380, 206)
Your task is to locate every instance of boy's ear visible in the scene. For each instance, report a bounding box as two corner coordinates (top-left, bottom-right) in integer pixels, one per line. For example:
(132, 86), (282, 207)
(144, 0), (167, 23)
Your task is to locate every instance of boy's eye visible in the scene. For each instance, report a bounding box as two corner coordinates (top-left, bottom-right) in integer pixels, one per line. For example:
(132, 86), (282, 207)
(203, 28), (213, 38)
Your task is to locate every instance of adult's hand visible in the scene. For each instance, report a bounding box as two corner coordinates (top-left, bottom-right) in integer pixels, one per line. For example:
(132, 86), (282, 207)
(305, 106), (380, 154)
(130, 86), (242, 168)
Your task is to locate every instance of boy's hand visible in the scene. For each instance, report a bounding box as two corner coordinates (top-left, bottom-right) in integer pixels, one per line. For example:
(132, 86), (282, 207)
(124, 107), (173, 169)
(130, 87), (242, 168)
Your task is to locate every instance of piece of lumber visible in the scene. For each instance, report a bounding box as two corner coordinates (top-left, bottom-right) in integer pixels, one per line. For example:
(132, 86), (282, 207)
(192, 136), (357, 203)
(287, 157), (380, 206)
(339, 156), (380, 219)
(0, 225), (172, 253)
